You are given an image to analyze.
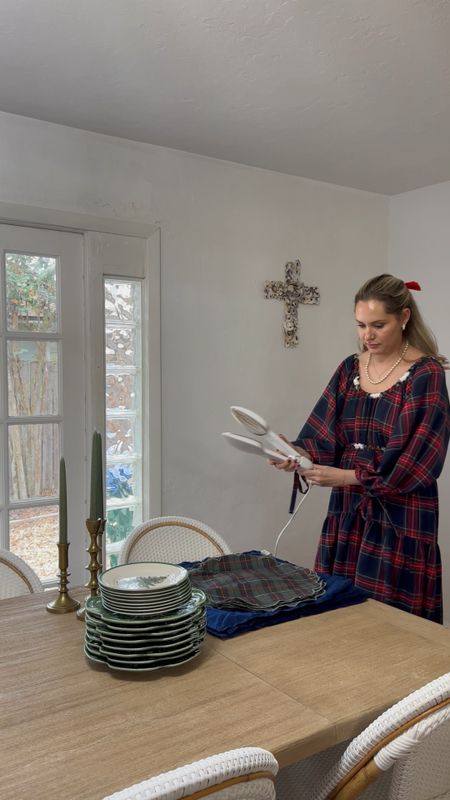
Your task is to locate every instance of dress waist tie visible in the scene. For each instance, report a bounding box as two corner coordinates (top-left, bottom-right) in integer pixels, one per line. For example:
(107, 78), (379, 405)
(353, 492), (401, 537)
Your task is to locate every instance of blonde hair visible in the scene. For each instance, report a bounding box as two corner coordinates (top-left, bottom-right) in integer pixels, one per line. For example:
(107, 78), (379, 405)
(354, 274), (449, 368)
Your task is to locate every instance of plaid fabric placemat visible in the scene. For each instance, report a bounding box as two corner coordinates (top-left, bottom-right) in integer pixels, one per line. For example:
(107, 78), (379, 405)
(186, 551), (325, 610)
(205, 573), (368, 638)
(180, 552), (368, 638)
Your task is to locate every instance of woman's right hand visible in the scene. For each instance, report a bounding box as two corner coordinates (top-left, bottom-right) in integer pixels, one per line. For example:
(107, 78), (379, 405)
(268, 456), (298, 472)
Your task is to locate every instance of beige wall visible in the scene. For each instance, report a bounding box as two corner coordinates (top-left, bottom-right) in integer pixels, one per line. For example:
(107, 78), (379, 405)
(389, 183), (450, 624)
(0, 111), (388, 581)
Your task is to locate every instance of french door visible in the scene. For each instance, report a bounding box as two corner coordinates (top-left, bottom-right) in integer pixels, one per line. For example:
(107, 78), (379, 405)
(83, 231), (161, 570)
(0, 224), (160, 585)
(0, 224), (85, 584)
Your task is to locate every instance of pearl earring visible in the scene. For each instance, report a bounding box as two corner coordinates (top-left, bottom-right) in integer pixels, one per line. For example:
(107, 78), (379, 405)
(402, 323), (406, 331)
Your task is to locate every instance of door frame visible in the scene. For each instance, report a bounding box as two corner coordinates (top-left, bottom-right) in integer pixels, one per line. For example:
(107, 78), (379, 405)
(0, 202), (162, 581)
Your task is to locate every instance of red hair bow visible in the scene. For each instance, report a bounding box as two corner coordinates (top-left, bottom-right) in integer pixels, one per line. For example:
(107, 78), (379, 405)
(404, 281), (421, 291)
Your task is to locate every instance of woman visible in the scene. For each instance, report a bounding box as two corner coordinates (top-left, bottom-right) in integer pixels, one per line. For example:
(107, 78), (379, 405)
(272, 274), (450, 622)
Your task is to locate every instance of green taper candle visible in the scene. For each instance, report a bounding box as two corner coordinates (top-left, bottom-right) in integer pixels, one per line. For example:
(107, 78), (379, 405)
(89, 432), (98, 519)
(90, 431), (104, 520)
(59, 457), (68, 545)
(97, 431), (104, 520)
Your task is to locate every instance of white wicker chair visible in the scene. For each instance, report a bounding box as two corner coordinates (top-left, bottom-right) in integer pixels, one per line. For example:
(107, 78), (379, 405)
(276, 672), (450, 800)
(0, 548), (44, 598)
(118, 515), (232, 565)
(102, 746), (279, 800)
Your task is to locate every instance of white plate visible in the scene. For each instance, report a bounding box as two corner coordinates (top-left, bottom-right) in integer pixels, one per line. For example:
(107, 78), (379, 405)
(100, 599), (192, 611)
(99, 562), (188, 592)
(100, 586), (192, 610)
(99, 578), (191, 600)
(100, 600), (193, 616)
(99, 594), (193, 610)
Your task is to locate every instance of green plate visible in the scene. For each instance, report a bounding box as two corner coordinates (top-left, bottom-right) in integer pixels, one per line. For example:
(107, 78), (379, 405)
(84, 644), (202, 672)
(86, 589), (205, 627)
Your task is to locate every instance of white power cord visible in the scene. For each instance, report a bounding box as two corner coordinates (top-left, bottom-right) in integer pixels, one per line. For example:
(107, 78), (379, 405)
(273, 483), (312, 557)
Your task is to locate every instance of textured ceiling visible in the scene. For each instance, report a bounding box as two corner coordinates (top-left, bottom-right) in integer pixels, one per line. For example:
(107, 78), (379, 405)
(1, 0), (450, 195)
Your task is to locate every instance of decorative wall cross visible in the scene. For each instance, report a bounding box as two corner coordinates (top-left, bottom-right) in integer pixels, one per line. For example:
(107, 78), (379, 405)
(264, 259), (320, 348)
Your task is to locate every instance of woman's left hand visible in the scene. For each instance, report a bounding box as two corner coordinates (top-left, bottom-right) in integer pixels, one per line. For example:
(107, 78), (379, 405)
(302, 465), (358, 487)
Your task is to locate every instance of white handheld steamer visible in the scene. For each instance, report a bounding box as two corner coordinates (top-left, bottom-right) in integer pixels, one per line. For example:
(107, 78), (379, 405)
(227, 406), (313, 469)
(222, 406), (313, 555)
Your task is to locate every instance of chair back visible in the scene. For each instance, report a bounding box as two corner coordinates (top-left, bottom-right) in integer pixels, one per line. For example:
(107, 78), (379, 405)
(372, 702), (450, 800)
(277, 672), (450, 800)
(119, 516), (232, 565)
(0, 548), (44, 598)
(102, 746), (278, 800)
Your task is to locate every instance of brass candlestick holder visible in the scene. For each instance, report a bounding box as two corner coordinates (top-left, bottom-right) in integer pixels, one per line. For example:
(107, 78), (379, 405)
(76, 517), (105, 620)
(46, 542), (81, 614)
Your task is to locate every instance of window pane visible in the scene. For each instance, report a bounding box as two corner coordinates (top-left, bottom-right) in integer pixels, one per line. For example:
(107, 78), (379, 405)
(106, 463), (135, 501)
(106, 417), (136, 456)
(8, 423), (59, 501)
(106, 506), (136, 545)
(104, 279), (142, 568)
(105, 372), (138, 411)
(10, 505), (58, 582)
(104, 281), (139, 321)
(105, 326), (138, 366)
(105, 504), (140, 569)
(7, 341), (58, 416)
(5, 253), (57, 332)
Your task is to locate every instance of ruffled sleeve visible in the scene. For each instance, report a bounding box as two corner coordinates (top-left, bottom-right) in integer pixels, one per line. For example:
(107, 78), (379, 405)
(355, 360), (450, 496)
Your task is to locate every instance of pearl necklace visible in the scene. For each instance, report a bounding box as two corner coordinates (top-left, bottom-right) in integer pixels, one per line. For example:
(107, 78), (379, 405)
(365, 341), (409, 385)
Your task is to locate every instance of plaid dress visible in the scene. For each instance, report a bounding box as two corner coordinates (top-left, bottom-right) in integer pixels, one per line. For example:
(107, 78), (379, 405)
(294, 355), (450, 623)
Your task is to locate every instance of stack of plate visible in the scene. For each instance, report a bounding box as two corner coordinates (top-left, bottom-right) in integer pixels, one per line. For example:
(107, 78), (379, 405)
(83, 562), (207, 672)
(98, 562), (192, 615)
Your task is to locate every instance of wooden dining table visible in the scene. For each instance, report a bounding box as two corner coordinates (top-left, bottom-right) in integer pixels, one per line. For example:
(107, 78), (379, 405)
(2, 586), (450, 800)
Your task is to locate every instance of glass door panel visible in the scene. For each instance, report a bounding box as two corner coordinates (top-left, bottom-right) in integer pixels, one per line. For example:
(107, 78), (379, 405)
(0, 225), (84, 585)
(104, 279), (143, 567)
(5, 253), (58, 332)
(9, 505), (59, 582)
(7, 341), (58, 416)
